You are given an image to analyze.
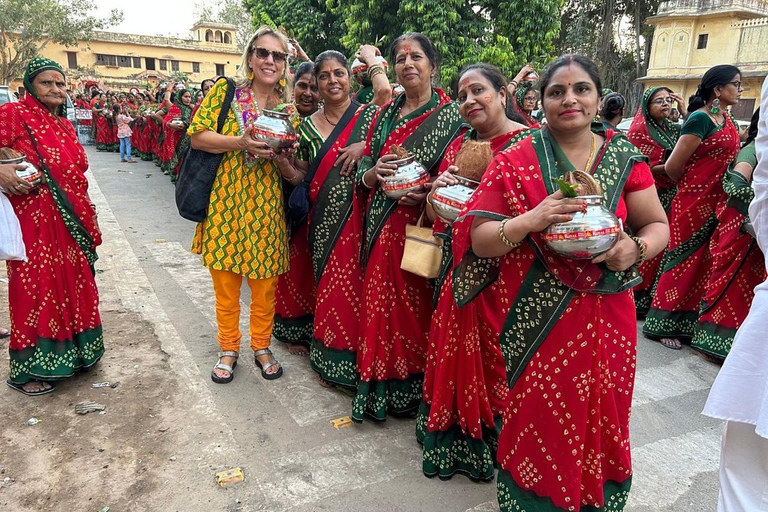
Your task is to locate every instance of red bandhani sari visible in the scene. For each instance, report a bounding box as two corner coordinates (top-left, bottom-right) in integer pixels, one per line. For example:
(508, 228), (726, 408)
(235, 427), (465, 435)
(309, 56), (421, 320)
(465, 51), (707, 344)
(644, 114), (740, 340)
(626, 87), (680, 317)
(460, 127), (652, 511)
(416, 128), (527, 482)
(1, 94), (104, 384)
(691, 164), (767, 360)
(352, 89), (464, 422)
(94, 105), (112, 150)
(305, 103), (379, 387)
(160, 104), (187, 180)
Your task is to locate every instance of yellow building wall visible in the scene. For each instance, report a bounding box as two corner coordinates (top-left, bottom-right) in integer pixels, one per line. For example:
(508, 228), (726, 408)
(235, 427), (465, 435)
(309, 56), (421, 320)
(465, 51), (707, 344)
(8, 28), (242, 92)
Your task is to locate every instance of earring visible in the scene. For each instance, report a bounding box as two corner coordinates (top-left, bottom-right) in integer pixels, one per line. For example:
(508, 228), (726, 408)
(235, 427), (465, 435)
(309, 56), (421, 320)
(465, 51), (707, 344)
(247, 70), (254, 81)
(710, 98), (721, 115)
(278, 78), (286, 88)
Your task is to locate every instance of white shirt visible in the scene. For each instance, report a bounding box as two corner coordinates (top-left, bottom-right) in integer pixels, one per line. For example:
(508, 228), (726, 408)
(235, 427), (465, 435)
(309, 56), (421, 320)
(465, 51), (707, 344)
(703, 76), (768, 437)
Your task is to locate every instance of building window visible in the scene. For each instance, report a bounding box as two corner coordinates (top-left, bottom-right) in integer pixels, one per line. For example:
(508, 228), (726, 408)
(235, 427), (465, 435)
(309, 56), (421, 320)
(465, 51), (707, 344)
(215, 64), (225, 76)
(171, 60), (180, 72)
(697, 34), (708, 49)
(118, 56), (131, 67)
(66, 52), (78, 69)
(133, 57), (141, 68)
(159, 59), (167, 71)
(205, 30), (213, 42)
(145, 57), (156, 71)
(192, 62), (200, 73)
(223, 32), (231, 44)
(96, 54), (117, 66)
(215, 30), (222, 43)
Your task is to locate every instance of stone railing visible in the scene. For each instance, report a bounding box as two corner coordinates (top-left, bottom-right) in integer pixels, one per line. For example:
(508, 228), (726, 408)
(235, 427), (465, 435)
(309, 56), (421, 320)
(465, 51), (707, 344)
(657, 0), (768, 17)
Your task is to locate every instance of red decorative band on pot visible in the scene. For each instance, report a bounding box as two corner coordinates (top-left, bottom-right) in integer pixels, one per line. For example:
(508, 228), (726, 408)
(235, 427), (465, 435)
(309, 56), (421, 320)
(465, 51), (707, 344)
(432, 195), (465, 209)
(382, 174), (430, 191)
(542, 225), (621, 241)
(251, 128), (297, 142)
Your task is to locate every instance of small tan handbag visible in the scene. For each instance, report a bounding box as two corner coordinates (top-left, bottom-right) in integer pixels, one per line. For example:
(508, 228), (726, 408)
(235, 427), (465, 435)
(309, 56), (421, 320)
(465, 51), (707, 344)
(401, 211), (443, 279)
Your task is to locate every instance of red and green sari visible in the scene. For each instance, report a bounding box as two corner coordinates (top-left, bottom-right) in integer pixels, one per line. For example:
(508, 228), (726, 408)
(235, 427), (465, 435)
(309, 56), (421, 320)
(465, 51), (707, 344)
(643, 113), (740, 340)
(161, 96), (193, 182)
(626, 87), (680, 316)
(1, 94), (104, 384)
(460, 127), (652, 511)
(305, 102), (379, 387)
(691, 145), (766, 360)
(416, 127), (528, 482)
(94, 104), (114, 151)
(352, 89), (464, 422)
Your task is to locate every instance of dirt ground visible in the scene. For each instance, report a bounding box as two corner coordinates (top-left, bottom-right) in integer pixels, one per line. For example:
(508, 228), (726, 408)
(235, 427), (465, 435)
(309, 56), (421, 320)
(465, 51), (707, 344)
(0, 269), (242, 512)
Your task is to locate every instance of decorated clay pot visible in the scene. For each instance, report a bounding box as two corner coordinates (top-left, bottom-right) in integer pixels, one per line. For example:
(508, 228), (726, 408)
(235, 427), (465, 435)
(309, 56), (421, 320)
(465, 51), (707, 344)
(381, 155), (430, 199)
(250, 110), (297, 151)
(0, 154), (42, 187)
(428, 175), (479, 223)
(351, 56), (388, 84)
(543, 195), (621, 259)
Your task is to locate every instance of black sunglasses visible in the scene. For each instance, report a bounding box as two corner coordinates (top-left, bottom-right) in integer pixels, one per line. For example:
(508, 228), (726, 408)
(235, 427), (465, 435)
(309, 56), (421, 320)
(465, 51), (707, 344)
(252, 47), (288, 63)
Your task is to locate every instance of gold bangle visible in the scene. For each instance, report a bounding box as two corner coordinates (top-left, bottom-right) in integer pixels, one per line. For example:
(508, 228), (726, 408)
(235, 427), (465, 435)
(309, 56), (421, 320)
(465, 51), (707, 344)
(630, 236), (648, 265)
(498, 217), (522, 249)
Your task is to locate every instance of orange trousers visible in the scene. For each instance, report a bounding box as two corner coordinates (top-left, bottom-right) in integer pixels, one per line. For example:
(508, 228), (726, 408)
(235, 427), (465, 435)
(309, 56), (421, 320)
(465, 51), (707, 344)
(210, 268), (278, 353)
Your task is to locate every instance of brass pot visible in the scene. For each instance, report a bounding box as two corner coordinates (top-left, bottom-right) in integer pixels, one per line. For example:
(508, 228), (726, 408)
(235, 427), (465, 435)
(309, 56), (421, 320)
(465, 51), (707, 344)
(251, 110), (297, 151)
(428, 175), (479, 223)
(380, 155), (430, 199)
(0, 154), (42, 187)
(543, 195), (621, 259)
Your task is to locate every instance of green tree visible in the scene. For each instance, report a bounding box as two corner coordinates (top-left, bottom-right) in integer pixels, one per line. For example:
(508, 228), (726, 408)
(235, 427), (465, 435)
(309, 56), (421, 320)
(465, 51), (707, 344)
(0, 0), (122, 84)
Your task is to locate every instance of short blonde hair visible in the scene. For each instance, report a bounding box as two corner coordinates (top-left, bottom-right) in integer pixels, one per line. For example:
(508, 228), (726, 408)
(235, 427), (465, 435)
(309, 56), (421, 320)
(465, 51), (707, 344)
(237, 25), (292, 104)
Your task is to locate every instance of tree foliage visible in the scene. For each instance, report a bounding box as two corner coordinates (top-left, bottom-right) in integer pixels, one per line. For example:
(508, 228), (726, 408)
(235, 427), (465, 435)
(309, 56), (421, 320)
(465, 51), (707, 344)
(555, 0), (661, 111)
(0, 0), (123, 84)
(242, 0), (563, 91)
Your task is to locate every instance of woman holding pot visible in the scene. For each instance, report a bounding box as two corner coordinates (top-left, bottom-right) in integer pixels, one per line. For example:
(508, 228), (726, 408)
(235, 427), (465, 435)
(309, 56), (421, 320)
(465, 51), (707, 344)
(189, 26), (300, 383)
(464, 55), (668, 511)
(644, 65), (743, 350)
(282, 49), (380, 388)
(627, 86), (684, 316)
(417, 63), (529, 481)
(353, 33), (464, 422)
(0, 57), (104, 395)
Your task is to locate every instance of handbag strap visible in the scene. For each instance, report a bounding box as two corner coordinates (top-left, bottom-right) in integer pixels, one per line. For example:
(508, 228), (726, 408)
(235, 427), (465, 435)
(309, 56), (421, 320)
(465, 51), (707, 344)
(215, 77), (237, 134)
(300, 100), (360, 187)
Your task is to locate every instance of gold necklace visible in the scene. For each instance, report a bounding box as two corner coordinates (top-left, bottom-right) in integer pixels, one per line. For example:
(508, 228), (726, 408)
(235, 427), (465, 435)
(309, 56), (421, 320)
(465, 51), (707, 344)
(584, 133), (597, 171)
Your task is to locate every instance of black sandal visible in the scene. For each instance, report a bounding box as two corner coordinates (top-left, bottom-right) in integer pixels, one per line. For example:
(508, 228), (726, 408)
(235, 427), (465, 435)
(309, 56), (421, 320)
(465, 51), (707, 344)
(211, 351), (239, 384)
(254, 348), (283, 380)
(6, 379), (56, 396)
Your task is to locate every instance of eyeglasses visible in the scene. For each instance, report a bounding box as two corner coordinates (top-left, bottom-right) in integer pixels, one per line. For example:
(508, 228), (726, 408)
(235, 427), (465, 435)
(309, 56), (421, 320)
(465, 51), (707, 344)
(252, 47), (288, 63)
(650, 97), (675, 105)
(727, 81), (743, 89)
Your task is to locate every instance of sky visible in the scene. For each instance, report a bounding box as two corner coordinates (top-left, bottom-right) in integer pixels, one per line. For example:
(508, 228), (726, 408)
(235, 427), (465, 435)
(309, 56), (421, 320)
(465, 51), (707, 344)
(93, 1), (201, 39)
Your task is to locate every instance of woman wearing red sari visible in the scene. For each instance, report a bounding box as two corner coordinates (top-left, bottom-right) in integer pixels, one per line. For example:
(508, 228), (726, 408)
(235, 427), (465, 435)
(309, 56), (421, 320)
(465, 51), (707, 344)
(0, 57), (103, 395)
(466, 55), (669, 511)
(626, 86), (685, 316)
(93, 93), (111, 151)
(160, 87), (193, 182)
(353, 33), (464, 421)
(643, 65), (743, 349)
(692, 110), (767, 362)
(416, 63), (528, 481)
(273, 61), (320, 355)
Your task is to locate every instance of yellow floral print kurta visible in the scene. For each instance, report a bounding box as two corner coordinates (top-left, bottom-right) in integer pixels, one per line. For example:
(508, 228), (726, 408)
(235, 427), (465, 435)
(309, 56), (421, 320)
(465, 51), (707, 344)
(188, 80), (289, 279)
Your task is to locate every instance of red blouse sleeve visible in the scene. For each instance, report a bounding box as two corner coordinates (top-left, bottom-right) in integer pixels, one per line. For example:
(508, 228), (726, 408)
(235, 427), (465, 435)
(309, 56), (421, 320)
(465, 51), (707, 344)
(624, 160), (655, 193)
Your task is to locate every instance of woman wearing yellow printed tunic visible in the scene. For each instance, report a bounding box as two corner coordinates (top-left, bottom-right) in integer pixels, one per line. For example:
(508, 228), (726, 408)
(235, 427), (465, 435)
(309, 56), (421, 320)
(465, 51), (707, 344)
(189, 26), (303, 383)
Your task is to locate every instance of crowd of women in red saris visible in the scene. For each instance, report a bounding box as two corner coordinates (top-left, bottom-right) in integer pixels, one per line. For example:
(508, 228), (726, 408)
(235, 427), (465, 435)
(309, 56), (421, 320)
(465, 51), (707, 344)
(82, 80), (215, 182)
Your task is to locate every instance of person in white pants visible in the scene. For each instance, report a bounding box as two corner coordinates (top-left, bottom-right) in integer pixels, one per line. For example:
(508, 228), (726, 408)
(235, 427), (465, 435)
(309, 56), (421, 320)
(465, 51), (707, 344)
(703, 75), (768, 511)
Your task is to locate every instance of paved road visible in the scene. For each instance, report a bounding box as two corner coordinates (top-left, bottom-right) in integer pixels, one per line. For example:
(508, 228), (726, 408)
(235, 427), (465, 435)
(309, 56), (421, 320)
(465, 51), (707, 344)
(88, 147), (722, 512)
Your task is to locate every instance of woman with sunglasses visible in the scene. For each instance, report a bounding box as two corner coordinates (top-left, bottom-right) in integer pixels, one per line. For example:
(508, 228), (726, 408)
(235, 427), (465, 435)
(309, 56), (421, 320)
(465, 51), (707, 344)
(644, 65), (743, 350)
(273, 61), (320, 356)
(189, 26), (300, 383)
(514, 81), (542, 128)
(627, 87), (685, 316)
(353, 33), (464, 422)
(691, 108), (767, 363)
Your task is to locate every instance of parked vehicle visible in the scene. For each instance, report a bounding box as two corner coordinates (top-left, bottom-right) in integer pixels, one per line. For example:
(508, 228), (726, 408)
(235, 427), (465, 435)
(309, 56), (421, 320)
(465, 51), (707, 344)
(0, 86), (18, 106)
